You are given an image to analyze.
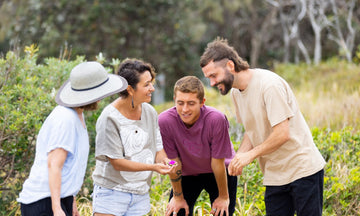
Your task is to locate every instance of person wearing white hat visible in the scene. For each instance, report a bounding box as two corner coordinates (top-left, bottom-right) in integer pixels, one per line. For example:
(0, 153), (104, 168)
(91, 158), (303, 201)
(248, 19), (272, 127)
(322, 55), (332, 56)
(91, 58), (176, 216)
(17, 61), (128, 216)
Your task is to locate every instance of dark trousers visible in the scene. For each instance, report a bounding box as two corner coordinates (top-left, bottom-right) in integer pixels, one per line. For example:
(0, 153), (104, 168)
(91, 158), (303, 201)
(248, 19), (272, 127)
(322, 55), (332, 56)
(21, 196), (73, 216)
(265, 169), (324, 216)
(170, 171), (238, 216)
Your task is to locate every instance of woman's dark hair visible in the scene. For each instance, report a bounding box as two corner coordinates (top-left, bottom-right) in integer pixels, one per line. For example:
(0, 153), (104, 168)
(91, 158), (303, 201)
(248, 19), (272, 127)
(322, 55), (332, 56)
(79, 101), (99, 111)
(116, 58), (156, 98)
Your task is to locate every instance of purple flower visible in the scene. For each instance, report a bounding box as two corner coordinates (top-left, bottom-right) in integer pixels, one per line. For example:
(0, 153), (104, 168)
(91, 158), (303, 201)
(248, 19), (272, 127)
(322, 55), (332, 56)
(168, 160), (176, 166)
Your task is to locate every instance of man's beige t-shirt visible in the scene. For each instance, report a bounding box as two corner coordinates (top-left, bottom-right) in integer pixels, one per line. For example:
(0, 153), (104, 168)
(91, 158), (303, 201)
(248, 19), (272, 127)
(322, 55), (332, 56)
(231, 69), (325, 186)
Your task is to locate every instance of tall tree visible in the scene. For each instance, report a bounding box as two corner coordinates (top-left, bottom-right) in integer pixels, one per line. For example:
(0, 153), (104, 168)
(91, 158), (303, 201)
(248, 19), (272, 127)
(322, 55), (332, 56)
(327, 0), (356, 62)
(198, 0), (281, 67)
(307, 0), (331, 64)
(268, 0), (311, 64)
(0, 0), (202, 100)
(1, 0), (360, 74)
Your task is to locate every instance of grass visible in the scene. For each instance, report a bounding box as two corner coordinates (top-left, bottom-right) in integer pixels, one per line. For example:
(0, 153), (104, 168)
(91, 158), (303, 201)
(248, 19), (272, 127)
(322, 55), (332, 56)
(274, 58), (360, 130)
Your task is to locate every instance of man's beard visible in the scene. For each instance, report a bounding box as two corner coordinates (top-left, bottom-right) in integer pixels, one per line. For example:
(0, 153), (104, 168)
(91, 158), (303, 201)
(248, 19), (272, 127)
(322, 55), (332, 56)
(216, 71), (234, 95)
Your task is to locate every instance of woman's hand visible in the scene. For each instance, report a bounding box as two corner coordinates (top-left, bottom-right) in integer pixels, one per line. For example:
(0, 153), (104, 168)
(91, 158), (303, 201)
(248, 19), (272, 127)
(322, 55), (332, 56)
(153, 163), (177, 175)
(72, 197), (80, 216)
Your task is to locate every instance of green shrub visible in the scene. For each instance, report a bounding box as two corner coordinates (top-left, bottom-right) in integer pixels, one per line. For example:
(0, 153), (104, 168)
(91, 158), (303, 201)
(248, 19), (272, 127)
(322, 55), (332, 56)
(0, 47), (83, 214)
(313, 127), (360, 215)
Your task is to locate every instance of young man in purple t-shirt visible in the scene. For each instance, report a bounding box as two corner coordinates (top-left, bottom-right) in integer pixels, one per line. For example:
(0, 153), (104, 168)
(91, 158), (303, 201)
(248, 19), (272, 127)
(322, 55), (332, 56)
(159, 76), (237, 216)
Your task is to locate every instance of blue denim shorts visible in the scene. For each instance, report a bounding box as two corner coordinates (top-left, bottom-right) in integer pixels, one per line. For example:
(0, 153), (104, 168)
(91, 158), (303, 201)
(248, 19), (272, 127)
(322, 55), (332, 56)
(92, 184), (150, 216)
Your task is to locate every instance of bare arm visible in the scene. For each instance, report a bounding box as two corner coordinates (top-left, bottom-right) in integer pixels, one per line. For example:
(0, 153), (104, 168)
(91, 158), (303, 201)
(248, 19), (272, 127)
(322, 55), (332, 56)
(248, 119), (290, 158)
(108, 150), (175, 175)
(229, 119), (290, 176)
(48, 148), (68, 216)
(72, 196), (80, 216)
(237, 133), (254, 153)
(165, 157), (189, 216)
(155, 149), (169, 164)
(228, 133), (252, 176)
(210, 158), (229, 216)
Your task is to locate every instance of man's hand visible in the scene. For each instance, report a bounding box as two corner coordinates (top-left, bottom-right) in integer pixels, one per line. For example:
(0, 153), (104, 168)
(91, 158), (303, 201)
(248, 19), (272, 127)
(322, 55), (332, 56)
(210, 196), (229, 216)
(165, 196), (189, 216)
(228, 152), (253, 176)
(229, 119), (290, 176)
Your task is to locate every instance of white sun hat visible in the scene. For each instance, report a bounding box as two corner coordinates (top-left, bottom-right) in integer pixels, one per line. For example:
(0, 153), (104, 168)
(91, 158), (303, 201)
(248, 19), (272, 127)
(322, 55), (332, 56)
(55, 61), (128, 107)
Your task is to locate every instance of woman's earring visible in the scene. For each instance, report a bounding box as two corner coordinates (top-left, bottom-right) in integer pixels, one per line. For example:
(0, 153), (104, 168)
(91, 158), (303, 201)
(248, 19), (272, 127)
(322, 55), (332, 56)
(131, 96), (134, 109)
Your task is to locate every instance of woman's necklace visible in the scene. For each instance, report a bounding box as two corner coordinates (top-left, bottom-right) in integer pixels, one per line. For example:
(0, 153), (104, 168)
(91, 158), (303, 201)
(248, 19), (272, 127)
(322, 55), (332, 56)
(113, 98), (141, 120)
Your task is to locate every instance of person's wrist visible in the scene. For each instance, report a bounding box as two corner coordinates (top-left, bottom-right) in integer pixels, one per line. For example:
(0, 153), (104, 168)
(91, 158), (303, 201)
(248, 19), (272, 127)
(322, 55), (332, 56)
(52, 204), (62, 212)
(151, 163), (158, 172)
(173, 193), (185, 200)
(218, 193), (229, 199)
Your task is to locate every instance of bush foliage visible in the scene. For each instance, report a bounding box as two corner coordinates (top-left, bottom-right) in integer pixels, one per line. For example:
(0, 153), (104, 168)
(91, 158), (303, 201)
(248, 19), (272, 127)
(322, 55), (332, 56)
(0, 46), (84, 213)
(0, 48), (359, 215)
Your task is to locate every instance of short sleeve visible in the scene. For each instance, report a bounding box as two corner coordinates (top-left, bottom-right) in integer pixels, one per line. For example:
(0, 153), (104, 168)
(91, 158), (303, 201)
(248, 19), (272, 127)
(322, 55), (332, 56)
(158, 112), (179, 159)
(149, 107), (163, 152)
(95, 115), (124, 161)
(46, 116), (77, 155)
(209, 113), (233, 159)
(263, 84), (295, 127)
(155, 124), (163, 152)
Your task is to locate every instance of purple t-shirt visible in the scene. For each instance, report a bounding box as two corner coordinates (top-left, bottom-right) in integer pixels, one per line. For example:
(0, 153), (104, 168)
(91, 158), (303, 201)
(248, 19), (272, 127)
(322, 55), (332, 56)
(158, 105), (235, 176)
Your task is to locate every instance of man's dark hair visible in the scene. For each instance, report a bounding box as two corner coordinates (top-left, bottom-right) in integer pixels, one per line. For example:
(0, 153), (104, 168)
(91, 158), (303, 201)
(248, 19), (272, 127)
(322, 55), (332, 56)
(200, 37), (249, 72)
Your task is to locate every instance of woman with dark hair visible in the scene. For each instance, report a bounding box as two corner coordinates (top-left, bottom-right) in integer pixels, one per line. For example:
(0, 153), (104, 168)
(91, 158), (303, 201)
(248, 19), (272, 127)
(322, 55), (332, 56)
(92, 58), (176, 216)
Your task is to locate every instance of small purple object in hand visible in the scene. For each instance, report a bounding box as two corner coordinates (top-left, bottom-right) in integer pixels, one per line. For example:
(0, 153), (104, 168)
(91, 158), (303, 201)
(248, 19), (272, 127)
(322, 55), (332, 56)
(168, 160), (176, 166)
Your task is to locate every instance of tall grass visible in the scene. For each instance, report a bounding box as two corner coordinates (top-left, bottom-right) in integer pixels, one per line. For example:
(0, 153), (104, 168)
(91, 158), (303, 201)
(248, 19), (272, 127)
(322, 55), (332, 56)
(274, 58), (360, 130)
